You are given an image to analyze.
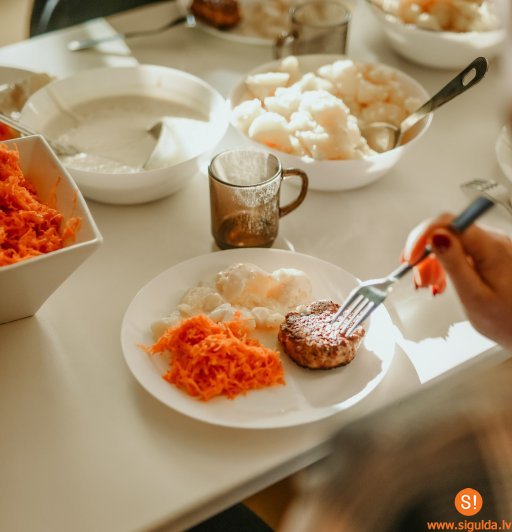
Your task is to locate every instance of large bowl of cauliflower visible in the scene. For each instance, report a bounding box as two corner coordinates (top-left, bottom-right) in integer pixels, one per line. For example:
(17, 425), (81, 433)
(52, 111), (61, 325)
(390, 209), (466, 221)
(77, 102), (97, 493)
(230, 55), (431, 191)
(367, 0), (507, 70)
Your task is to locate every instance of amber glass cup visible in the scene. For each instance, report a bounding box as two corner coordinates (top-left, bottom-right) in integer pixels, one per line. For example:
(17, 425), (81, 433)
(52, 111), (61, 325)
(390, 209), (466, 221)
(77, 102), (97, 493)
(209, 148), (308, 249)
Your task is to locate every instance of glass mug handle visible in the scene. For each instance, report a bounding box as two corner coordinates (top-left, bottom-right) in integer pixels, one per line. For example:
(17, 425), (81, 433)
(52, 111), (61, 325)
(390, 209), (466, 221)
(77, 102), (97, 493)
(279, 168), (308, 217)
(273, 30), (299, 59)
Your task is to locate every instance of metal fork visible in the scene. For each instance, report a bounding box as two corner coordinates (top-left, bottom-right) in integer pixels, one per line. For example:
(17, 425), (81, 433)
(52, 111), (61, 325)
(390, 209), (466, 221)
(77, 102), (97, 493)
(331, 195), (496, 335)
(461, 179), (512, 215)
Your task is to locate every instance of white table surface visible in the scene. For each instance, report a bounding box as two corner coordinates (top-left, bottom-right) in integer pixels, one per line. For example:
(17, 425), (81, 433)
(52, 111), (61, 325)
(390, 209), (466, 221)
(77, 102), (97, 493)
(0, 2), (510, 531)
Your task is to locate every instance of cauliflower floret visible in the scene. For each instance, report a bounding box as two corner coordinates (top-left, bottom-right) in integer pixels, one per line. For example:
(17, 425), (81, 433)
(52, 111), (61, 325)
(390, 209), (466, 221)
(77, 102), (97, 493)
(216, 263), (275, 309)
(251, 307), (284, 329)
(357, 78), (389, 105)
(248, 112), (298, 154)
(208, 303), (256, 329)
(298, 90), (351, 130)
(279, 55), (301, 84)
(246, 72), (290, 100)
(317, 59), (360, 99)
(151, 311), (181, 341)
(264, 86), (302, 120)
(179, 286), (226, 314)
(288, 109), (318, 134)
(364, 64), (396, 85)
(268, 268), (313, 310)
(359, 102), (407, 127)
(290, 72), (334, 94)
(232, 99), (265, 133)
(415, 12), (442, 30)
(404, 96), (421, 113)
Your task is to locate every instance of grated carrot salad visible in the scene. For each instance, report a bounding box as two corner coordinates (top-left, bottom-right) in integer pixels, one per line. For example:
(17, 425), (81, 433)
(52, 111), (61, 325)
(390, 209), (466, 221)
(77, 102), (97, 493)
(146, 314), (285, 401)
(0, 142), (80, 266)
(0, 123), (17, 141)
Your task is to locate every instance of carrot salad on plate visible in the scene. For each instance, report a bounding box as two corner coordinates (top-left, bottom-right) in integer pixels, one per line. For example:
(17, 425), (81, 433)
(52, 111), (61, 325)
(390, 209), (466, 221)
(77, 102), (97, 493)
(145, 313), (285, 401)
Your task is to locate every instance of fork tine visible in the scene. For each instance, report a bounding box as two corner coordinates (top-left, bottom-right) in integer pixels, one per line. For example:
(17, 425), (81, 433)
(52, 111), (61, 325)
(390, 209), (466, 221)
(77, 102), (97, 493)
(339, 298), (373, 335)
(331, 288), (363, 323)
(345, 301), (377, 336)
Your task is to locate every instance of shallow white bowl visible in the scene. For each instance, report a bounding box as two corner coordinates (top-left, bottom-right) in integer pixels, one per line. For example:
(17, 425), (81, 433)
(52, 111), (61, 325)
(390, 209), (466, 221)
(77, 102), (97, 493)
(229, 54), (431, 192)
(20, 65), (229, 205)
(0, 135), (102, 324)
(367, 1), (507, 70)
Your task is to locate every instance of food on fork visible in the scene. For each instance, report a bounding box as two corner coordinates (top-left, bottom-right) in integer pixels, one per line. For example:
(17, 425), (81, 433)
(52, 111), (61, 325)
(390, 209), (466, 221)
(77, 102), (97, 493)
(232, 56), (421, 160)
(145, 314), (285, 401)
(278, 300), (365, 369)
(190, 0), (241, 29)
(374, 0), (499, 32)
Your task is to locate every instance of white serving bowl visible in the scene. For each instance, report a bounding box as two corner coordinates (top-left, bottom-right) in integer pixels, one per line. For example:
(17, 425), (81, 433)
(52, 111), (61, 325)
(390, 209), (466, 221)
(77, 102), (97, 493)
(229, 54), (431, 192)
(0, 135), (102, 324)
(20, 65), (229, 205)
(366, 0), (507, 70)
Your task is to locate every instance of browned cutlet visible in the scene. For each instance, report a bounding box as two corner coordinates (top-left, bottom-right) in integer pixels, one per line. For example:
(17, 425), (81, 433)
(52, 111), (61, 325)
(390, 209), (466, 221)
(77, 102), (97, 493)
(190, 0), (241, 29)
(278, 300), (365, 370)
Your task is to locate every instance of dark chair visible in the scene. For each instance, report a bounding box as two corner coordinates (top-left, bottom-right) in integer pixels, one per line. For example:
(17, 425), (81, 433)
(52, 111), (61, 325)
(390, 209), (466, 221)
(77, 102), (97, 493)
(30, 0), (168, 36)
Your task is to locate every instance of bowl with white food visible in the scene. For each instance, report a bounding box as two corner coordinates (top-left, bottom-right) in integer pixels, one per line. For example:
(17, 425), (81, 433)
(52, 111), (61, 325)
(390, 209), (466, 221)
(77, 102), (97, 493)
(20, 65), (229, 205)
(229, 55), (431, 191)
(366, 0), (507, 70)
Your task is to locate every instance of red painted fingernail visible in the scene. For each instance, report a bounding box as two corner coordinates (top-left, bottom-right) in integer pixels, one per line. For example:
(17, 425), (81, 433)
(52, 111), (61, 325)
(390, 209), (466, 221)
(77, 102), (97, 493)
(432, 233), (451, 253)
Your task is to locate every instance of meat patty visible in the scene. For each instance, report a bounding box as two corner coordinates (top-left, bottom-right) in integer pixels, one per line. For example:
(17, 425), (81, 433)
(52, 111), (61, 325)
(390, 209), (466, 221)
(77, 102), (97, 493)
(278, 300), (365, 370)
(190, 0), (241, 29)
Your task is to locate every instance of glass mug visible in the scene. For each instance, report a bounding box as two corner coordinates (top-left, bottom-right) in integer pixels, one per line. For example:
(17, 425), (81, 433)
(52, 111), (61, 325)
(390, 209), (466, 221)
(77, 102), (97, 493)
(274, 0), (351, 59)
(209, 148), (308, 249)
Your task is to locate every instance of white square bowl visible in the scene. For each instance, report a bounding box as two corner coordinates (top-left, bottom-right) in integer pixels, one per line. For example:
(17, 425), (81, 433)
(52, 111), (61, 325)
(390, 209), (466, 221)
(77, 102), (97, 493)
(0, 135), (103, 323)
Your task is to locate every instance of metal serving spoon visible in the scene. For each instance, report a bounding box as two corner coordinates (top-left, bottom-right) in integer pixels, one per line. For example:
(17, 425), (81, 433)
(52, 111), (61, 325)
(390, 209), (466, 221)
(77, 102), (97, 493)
(361, 56), (488, 153)
(68, 14), (197, 51)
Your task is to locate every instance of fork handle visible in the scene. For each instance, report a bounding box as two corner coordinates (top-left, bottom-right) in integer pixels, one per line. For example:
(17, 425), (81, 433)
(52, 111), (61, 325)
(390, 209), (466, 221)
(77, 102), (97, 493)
(450, 195), (494, 233)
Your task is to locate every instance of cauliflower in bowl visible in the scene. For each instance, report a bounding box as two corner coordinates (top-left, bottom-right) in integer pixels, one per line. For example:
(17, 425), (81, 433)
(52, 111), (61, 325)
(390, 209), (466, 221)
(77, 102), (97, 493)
(232, 56), (421, 161)
(374, 0), (500, 32)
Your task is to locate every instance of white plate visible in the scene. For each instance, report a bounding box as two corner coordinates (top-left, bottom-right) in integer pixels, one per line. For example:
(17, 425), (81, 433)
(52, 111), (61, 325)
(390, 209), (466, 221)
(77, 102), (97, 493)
(179, 0), (284, 46)
(121, 248), (396, 429)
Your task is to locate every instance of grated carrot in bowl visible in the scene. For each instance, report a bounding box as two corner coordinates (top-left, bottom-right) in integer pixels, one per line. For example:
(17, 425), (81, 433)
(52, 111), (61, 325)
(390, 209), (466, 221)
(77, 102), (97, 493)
(0, 142), (80, 266)
(0, 123), (17, 141)
(145, 314), (285, 401)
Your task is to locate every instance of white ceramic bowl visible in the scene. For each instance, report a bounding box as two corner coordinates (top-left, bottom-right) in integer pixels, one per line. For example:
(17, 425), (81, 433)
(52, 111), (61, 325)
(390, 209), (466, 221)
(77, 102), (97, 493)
(0, 135), (102, 324)
(366, 1), (507, 70)
(229, 54), (431, 191)
(20, 65), (229, 205)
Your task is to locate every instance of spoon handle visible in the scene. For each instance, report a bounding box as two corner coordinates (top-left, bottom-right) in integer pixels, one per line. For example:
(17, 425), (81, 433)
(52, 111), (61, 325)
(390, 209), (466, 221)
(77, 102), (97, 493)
(67, 15), (193, 51)
(399, 56), (488, 141)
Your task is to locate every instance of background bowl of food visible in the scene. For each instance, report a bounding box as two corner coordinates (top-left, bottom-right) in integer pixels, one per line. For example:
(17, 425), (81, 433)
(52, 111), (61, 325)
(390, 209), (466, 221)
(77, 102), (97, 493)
(366, 0), (507, 70)
(0, 135), (102, 324)
(20, 65), (230, 205)
(229, 54), (431, 191)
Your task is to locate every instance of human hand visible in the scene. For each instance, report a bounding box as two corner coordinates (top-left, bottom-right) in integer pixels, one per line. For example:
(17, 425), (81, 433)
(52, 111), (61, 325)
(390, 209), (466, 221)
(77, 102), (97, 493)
(402, 214), (512, 350)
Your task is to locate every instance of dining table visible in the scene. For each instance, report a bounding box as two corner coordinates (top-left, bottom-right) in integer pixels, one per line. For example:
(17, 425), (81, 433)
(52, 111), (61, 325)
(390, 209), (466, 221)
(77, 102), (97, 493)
(0, 1), (511, 531)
